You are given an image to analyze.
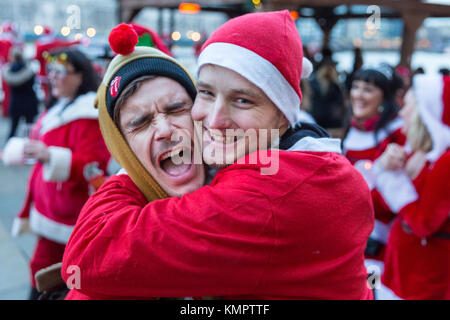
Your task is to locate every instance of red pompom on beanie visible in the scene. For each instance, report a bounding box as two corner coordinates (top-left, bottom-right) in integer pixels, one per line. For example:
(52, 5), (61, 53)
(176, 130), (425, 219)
(108, 23), (138, 55)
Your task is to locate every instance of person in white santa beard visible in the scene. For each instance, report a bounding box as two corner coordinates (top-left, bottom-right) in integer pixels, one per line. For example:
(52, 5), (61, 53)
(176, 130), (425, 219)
(362, 74), (450, 299)
(4, 48), (110, 299)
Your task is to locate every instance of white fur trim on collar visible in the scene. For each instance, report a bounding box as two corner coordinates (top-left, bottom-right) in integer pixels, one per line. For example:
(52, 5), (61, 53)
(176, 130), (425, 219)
(373, 161), (418, 212)
(197, 42), (301, 126)
(287, 136), (342, 154)
(3, 63), (34, 86)
(343, 117), (403, 152)
(40, 92), (98, 135)
(298, 110), (316, 124)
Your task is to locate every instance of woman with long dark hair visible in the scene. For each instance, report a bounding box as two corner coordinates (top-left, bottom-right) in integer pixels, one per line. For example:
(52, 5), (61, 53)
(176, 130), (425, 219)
(344, 65), (405, 163)
(342, 64), (405, 299)
(7, 48), (110, 299)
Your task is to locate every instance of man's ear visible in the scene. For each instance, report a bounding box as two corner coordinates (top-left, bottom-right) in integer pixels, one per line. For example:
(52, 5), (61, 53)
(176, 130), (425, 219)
(277, 112), (290, 133)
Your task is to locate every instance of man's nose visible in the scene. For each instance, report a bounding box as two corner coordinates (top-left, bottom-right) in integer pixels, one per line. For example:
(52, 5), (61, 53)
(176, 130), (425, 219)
(208, 98), (232, 129)
(154, 115), (174, 141)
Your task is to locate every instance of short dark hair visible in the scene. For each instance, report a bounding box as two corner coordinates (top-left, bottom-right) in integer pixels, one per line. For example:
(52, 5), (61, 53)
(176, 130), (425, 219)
(113, 75), (156, 130)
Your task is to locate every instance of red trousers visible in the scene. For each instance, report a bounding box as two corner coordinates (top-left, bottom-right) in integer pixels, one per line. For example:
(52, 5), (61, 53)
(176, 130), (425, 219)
(29, 237), (66, 288)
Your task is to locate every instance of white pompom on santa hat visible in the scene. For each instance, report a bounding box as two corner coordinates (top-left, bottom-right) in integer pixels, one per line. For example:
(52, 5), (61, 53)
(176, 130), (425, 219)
(197, 10), (312, 127)
(413, 74), (450, 161)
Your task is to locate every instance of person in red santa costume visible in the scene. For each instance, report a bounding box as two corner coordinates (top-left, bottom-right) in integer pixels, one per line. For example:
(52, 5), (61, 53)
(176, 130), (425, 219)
(5, 48), (110, 299)
(362, 74), (450, 300)
(62, 12), (374, 300)
(0, 22), (23, 117)
(34, 26), (79, 102)
(342, 66), (407, 298)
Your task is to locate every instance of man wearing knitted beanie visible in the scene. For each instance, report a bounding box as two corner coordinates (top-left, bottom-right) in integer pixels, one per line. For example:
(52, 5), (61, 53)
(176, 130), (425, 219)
(63, 11), (374, 300)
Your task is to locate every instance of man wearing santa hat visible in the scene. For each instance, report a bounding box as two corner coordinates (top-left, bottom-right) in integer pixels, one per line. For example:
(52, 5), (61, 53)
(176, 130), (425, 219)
(62, 11), (374, 299)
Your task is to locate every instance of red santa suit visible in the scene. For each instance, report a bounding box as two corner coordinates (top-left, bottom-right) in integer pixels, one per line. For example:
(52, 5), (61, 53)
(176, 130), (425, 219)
(62, 135), (374, 300)
(10, 92), (110, 288)
(362, 75), (450, 299)
(344, 116), (406, 262)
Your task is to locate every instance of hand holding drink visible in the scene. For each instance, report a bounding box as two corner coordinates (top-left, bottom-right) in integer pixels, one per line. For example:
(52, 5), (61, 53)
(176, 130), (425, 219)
(1, 137), (48, 166)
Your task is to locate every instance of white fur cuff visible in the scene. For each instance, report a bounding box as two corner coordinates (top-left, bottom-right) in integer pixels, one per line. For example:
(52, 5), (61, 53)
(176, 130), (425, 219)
(373, 161), (419, 213)
(11, 218), (31, 237)
(43, 147), (72, 182)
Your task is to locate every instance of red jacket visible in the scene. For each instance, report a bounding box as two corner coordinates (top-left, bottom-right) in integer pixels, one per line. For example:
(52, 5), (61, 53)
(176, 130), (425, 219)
(62, 148), (374, 299)
(373, 151), (450, 299)
(344, 117), (406, 260)
(12, 93), (110, 244)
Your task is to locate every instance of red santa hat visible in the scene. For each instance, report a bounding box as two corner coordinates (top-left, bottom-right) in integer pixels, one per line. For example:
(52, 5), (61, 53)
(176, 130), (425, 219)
(197, 10), (312, 127)
(412, 74), (450, 161)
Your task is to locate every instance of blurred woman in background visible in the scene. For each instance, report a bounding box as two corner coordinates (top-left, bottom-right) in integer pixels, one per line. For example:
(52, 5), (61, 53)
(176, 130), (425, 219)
(9, 48), (110, 299)
(372, 74), (450, 299)
(342, 65), (405, 298)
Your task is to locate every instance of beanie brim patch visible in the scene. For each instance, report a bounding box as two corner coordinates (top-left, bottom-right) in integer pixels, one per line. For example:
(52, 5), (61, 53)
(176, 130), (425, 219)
(106, 57), (197, 119)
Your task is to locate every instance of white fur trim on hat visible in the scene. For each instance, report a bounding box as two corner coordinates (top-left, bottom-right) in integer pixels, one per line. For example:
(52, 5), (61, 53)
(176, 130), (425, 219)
(197, 42), (302, 126)
(413, 75), (450, 162)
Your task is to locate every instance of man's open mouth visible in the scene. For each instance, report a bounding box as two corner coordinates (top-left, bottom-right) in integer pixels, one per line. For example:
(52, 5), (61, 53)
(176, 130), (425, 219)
(156, 145), (195, 182)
